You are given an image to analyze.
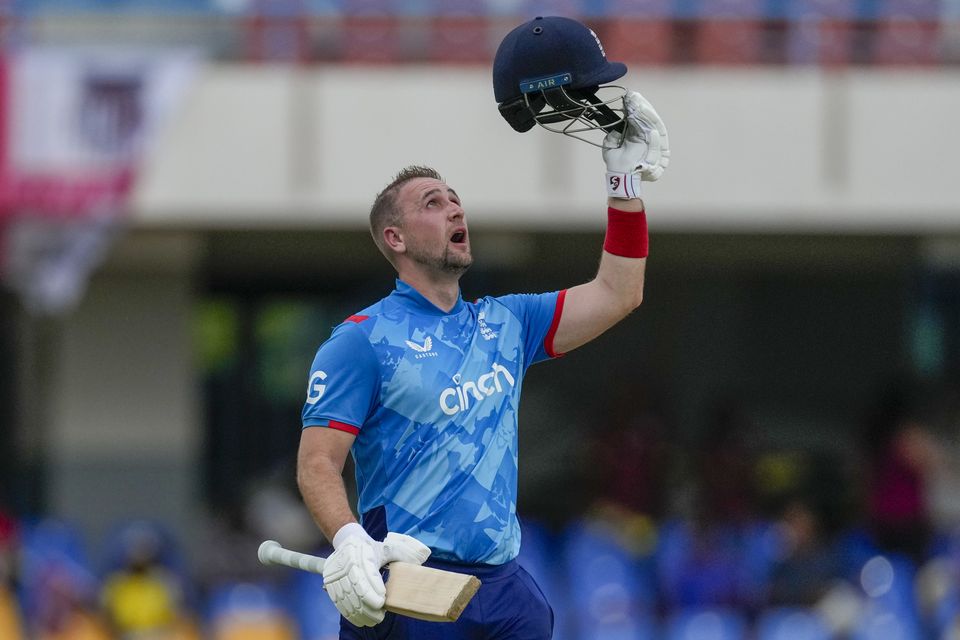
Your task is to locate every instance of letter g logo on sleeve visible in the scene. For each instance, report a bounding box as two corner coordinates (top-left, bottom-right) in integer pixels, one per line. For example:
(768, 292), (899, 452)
(306, 370), (327, 404)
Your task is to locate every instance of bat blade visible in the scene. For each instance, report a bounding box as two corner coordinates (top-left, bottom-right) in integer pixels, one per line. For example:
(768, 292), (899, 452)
(257, 540), (481, 622)
(384, 562), (481, 622)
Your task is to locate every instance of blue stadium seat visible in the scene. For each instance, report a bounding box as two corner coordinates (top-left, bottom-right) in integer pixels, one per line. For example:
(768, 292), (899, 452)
(851, 607), (923, 640)
(872, 555), (921, 618)
(16, 0), (222, 15)
(207, 581), (288, 620)
(787, 0), (865, 20)
(206, 581), (296, 640)
(99, 519), (184, 575)
(562, 518), (657, 640)
(518, 520), (574, 640)
(424, 0), (487, 17)
(656, 520), (743, 609)
(698, 0), (766, 19)
(286, 569), (342, 640)
(876, 0), (939, 19)
(735, 520), (785, 606)
(17, 518), (98, 624)
(303, 0), (342, 16)
(664, 607), (749, 640)
(834, 528), (882, 582)
(930, 577), (960, 640)
(605, 0), (676, 19)
(756, 607), (832, 640)
(851, 555), (924, 640)
(19, 517), (88, 563)
(521, 0), (591, 19)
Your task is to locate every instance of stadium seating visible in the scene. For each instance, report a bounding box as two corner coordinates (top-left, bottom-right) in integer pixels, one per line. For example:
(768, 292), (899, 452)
(206, 582), (297, 640)
(656, 519), (746, 609)
(601, 19), (674, 65)
(3, 0), (955, 65)
(518, 520), (579, 640)
(17, 518), (97, 619)
(755, 607), (832, 640)
(852, 554), (925, 640)
(286, 568), (342, 640)
(663, 607), (749, 640)
(561, 518), (658, 640)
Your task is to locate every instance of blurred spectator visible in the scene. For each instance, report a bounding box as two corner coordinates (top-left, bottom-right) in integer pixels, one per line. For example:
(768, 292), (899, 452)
(0, 510), (24, 640)
(33, 564), (110, 640)
(192, 509), (267, 592)
(14, 518), (108, 640)
(696, 397), (758, 525)
(587, 379), (672, 520)
(767, 498), (840, 607)
(100, 522), (199, 640)
(861, 385), (943, 563)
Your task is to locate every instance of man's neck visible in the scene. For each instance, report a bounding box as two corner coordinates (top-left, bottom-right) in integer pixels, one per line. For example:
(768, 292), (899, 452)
(397, 271), (461, 312)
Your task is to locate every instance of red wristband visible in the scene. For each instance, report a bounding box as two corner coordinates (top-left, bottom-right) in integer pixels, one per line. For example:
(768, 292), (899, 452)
(603, 207), (649, 258)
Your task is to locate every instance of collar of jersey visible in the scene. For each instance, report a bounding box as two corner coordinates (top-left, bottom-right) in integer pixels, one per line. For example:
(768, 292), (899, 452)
(392, 279), (464, 316)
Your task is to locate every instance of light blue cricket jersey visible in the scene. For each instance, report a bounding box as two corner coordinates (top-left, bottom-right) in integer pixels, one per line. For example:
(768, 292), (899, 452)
(302, 279), (566, 565)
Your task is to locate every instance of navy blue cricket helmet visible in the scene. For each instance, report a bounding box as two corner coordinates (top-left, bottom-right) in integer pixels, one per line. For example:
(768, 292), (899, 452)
(493, 16), (629, 145)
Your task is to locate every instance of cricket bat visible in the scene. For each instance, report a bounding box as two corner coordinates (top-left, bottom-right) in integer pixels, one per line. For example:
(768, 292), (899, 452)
(257, 540), (481, 622)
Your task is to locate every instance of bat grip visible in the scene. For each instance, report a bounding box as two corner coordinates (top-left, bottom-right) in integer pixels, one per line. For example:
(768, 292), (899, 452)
(258, 540), (326, 574)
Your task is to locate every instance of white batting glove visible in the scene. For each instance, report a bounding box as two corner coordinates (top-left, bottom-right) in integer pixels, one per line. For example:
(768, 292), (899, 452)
(322, 523), (430, 627)
(602, 91), (671, 199)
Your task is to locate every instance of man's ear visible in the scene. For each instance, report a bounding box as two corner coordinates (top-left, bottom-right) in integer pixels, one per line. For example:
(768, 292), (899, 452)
(384, 227), (405, 254)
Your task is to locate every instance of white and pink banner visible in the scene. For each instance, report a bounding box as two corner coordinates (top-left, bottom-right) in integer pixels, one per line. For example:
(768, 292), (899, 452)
(0, 47), (198, 313)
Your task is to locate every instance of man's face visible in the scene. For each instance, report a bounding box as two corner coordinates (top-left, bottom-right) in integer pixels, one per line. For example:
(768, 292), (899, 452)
(394, 177), (472, 275)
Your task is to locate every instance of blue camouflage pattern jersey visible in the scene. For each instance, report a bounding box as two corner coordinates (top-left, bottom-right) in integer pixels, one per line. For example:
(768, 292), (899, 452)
(302, 279), (566, 565)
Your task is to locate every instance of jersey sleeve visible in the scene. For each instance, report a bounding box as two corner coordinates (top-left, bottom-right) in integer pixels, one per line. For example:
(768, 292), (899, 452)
(493, 289), (567, 366)
(301, 322), (380, 435)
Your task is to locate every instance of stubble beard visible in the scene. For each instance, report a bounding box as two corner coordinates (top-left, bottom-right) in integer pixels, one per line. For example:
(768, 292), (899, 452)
(410, 243), (473, 277)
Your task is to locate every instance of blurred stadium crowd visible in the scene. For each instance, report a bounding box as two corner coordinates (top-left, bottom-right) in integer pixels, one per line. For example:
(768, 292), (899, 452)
(0, 0), (958, 65)
(1, 382), (960, 639)
(2, 0), (960, 639)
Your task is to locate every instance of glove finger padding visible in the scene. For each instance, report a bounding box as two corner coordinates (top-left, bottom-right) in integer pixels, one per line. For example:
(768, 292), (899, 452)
(382, 532), (431, 565)
(625, 91), (670, 181)
(323, 538), (387, 627)
(639, 128), (663, 182)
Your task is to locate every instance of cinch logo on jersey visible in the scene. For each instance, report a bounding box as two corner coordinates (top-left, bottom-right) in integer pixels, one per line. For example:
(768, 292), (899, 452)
(439, 363), (516, 416)
(404, 337), (438, 359)
(306, 370), (327, 404)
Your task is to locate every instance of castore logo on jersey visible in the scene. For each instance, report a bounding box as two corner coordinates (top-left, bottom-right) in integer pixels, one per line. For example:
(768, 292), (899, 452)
(405, 337), (438, 359)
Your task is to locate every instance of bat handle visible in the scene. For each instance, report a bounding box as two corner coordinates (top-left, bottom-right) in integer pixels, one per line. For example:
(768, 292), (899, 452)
(258, 540), (326, 574)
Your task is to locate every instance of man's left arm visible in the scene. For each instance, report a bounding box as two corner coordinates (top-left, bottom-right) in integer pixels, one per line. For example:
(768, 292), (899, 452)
(551, 91), (668, 355)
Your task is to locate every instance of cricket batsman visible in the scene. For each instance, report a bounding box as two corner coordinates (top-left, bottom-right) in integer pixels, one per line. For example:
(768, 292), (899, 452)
(297, 15), (670, 639)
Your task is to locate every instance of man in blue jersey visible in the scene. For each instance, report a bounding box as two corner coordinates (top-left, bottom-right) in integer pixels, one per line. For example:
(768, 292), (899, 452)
(298, 16), (669, 640)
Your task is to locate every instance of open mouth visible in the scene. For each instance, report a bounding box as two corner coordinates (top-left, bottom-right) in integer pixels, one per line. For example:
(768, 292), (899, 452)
(450, 230), (467, 244)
